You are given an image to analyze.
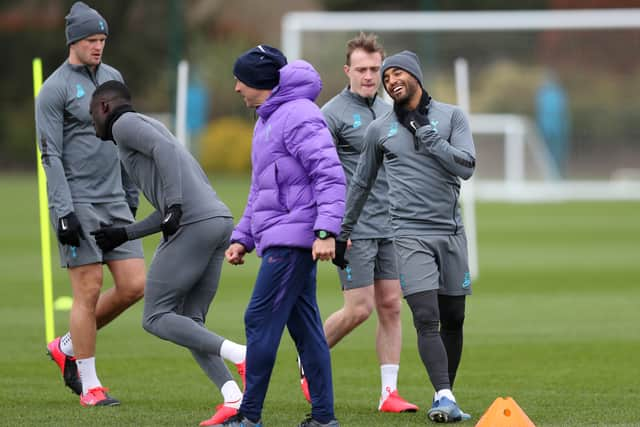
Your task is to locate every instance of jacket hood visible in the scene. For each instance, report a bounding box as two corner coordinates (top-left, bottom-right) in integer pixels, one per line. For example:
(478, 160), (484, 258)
(257, 60), (322, 119)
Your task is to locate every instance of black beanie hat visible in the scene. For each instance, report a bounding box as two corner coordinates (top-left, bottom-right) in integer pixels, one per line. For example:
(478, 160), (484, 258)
(65, 1), (109, 46)
(381, 50), (424, 89)
(233, 45), (288, 90)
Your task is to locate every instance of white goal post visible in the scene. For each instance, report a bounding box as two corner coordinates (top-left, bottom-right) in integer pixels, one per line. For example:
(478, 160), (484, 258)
(282, 9), (640, 61)
(281, 8), (640, 281)
(281, 9), (640, 195)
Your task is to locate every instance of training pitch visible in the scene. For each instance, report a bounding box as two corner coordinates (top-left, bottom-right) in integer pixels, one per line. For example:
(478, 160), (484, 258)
(1, 174), (639, 426)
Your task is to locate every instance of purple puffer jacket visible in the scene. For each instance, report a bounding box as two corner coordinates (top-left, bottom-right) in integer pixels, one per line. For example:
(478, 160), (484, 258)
(231, 60), (346, 257)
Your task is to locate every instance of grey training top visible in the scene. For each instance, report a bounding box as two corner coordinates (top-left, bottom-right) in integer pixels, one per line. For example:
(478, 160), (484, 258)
(321, 88), (393, 240)
(35, 61), (138, 218)
(340, 98), (476, 239)
(111, 112), (232, 240)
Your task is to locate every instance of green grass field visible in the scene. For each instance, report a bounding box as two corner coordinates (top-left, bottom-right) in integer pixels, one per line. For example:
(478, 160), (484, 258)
(1, 173), (639, 427)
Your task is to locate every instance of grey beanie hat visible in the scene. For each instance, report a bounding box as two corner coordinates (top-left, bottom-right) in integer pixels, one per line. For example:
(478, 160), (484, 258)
(381, 50), (424, 88)
(65, 1), (109, 46)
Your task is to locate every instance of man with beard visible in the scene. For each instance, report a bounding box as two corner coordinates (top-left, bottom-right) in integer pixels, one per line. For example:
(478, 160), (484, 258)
(311, 33), (418, 414)
(335, 50), (475, 423)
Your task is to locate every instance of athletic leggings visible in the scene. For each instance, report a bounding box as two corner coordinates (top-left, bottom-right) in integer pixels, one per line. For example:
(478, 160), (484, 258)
(142, 217), (236, 389)
(405, 290), (466, 391)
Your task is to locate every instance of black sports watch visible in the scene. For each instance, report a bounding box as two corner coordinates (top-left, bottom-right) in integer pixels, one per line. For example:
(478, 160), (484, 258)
(315, 230), (335, 240)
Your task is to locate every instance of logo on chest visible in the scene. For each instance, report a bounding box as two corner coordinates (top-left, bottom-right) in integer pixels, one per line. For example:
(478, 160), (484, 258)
(387, 122), (398, 137)
(352, 113), (362, 129)
(75, 84), (85, 99)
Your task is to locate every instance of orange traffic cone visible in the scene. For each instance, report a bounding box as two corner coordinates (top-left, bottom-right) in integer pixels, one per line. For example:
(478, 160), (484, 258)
(475, 397), (535, 427)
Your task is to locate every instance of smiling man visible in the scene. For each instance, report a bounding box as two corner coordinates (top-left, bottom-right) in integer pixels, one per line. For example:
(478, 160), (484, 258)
(298, 33), (418, 415)
(35, 1), (146, 407)
(337, 50), (476, 423)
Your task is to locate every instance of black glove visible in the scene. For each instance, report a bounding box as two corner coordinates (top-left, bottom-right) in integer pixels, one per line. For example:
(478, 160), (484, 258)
(332, 239), (349, 269)
(57, 212), (84, 247)
(129, 205), (137, 219)
(90, 224), (128, 253)
(161, 204), (183, 240)
(400, 108), (430, 135)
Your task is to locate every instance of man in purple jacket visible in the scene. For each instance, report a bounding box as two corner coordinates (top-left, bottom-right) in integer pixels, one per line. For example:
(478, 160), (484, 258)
(221, 45), (345, 427)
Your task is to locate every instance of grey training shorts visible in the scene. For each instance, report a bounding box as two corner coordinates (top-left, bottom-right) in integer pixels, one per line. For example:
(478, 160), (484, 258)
(337, 238), (398, 290)
(393, 233), (472, 298)
(51, 201), (144, 268)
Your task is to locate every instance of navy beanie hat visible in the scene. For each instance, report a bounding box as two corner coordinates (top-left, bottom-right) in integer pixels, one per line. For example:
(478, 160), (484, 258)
(381, 50), (424, 88)
(65, 1), (109, 46)
(233, 45), (288, 90)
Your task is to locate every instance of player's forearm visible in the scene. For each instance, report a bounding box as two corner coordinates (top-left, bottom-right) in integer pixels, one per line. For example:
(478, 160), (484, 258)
(339, 181), (370, 240)
(429, 139), (476, 180)
(43, 155), (75, 217)
(340, 145), (380, 239)
(125, 210), (163, 240)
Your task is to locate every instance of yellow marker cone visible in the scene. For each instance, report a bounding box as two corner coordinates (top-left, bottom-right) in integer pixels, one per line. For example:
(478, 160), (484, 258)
(475, 397), (535, 427)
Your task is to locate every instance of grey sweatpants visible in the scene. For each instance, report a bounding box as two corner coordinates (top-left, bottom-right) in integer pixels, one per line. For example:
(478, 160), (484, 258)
(142, 216), (235, 388)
